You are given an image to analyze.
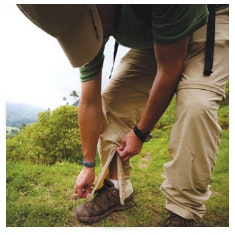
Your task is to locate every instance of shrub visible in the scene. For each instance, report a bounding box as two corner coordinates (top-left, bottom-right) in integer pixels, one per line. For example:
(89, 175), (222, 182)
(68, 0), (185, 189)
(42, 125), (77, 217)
(6, 105), (82, 164)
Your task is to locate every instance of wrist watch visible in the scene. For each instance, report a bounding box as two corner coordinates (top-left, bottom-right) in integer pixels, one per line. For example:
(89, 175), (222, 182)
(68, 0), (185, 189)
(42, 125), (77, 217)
(133, 125), (152, 142)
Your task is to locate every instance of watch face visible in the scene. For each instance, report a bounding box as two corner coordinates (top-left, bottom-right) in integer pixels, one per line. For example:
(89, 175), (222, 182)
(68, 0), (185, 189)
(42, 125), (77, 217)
(144, 134), (152, 142)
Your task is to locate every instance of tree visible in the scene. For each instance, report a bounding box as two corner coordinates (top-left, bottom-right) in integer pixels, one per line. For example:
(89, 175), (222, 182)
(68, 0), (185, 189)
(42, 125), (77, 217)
(70, 90), (79, 103)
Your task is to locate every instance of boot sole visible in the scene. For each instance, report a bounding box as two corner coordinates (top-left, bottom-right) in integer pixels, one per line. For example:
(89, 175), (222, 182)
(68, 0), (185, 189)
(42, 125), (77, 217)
(76, 200), (136, 223)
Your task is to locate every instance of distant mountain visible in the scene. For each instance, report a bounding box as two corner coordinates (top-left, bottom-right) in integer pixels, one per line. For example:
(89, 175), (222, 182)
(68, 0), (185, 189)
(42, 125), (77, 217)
(72, 99), (80, 107)
(6, 102), (46, 128)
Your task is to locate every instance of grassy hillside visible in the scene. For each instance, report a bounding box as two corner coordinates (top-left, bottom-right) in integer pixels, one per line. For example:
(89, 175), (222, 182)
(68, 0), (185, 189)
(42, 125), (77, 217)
(6, 129), (229, 227)
(6, 95), (229, 227)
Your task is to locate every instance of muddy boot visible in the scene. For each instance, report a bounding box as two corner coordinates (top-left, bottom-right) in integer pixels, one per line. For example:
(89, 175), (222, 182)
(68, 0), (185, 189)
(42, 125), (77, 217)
(75, 179), (136, 223)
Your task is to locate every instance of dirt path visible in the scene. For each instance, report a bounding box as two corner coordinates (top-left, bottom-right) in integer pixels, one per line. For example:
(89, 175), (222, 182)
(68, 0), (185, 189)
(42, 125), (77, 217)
(137, 152), (151, 168)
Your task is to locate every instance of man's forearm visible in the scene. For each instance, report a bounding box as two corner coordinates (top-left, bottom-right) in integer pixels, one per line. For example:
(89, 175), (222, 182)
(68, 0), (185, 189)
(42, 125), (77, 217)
(138, 73), (177, 133)
(138, 38), (188, 133)
(78, 102), (103, 162)
(78, 74), (103, 163)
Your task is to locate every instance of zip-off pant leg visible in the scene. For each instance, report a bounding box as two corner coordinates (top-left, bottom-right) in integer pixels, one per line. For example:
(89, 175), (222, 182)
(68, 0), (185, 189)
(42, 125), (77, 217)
(95, 49), (156, 204)
(160, 8), (229, 221)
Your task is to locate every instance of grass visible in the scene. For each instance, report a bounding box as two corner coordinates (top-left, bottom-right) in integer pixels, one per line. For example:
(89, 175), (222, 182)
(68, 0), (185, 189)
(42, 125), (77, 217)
(6, 161), (78, 227)
(6, 94), (229, 227)
(6, 128), (228, 227)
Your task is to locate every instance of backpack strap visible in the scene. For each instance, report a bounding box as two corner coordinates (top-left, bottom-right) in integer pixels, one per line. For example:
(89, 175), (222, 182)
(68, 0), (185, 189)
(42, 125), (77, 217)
(204, 4), (216, 76)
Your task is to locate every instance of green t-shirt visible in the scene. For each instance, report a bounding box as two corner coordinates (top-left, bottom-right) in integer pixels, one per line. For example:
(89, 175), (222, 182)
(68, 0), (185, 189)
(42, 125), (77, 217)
(80, 4), (209, 82)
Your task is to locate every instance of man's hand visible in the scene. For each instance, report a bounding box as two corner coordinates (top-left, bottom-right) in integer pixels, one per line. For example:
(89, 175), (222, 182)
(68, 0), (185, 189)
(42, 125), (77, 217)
(116, 130), (143, 161)
(74, 167), (95, 198)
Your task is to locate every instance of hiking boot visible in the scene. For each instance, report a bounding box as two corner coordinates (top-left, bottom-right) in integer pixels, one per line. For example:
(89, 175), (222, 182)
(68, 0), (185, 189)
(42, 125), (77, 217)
(75, 179), (136, 223)
(164, 210), (200, 227)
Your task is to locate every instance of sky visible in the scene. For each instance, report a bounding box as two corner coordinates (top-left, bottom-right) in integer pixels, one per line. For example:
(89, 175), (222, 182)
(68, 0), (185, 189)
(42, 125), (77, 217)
(1, 2), (234, 110)
(1, 3), (128, 109)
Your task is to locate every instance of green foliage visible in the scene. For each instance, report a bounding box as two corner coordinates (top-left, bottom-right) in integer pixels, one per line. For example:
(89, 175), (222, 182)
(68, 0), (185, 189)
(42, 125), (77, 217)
(6, 161), (79, 226)
(6, 90), (229, 226)
(6, 84), (229, 226)
(217, 83), (229, 130)
(218, 105), (229, 129)
(6, 129), (228, 227)
(6, 126), (20, 138)
(155, 95), (176, 131)
(220, 83), (229, 107)
(6, 105), (82, 164)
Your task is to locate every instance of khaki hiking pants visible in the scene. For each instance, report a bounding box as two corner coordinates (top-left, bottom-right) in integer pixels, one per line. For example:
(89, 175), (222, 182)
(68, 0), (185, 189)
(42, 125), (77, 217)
(93, 8), (229, 221)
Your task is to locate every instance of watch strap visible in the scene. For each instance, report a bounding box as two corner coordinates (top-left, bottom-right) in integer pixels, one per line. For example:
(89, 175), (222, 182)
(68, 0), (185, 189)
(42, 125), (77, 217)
(133, 125), (151, 142)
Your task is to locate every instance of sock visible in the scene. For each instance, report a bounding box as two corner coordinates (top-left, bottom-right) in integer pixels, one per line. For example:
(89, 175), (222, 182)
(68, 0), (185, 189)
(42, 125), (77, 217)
(108, 178), (119, 189)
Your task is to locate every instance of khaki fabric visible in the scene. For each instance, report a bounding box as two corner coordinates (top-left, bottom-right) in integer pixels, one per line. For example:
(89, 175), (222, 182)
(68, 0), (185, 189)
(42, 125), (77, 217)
(92, 8), (229, 219)
(92, 49), (157, 204)
(161, 8), (229, 221)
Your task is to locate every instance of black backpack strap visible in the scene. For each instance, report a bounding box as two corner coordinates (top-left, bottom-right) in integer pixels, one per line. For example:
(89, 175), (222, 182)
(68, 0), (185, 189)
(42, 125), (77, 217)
(109, 40), (119, 79)
(204, 4), (216, 76)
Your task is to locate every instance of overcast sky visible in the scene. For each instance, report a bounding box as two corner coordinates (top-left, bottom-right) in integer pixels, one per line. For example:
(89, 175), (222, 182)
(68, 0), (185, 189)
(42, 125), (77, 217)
(1, 3), (128, 109)
(1, 2), (233, 110)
